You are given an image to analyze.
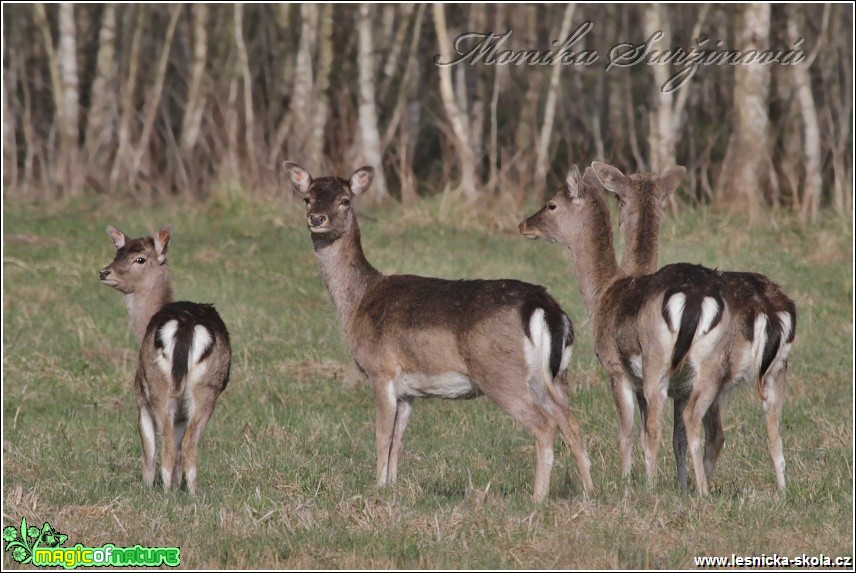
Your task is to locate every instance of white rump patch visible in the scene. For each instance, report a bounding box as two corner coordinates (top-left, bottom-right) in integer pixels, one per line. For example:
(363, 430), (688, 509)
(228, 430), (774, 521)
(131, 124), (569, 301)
(698, 296), (721, 335)
(778, 311), (793, 343)
(559, 315), (573, 371)
(665, 293), (686, 333)
(559, 345), (573, 372)
(750, 314), (769, 376)
(155, 320), (179, 377)
(190, 325), (213, 366)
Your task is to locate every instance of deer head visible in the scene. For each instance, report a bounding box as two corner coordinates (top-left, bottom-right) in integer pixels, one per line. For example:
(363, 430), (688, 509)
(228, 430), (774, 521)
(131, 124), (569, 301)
(591, 162), (686, 233)
(100, 226), (171, 294)
(282, 162), (375, 242)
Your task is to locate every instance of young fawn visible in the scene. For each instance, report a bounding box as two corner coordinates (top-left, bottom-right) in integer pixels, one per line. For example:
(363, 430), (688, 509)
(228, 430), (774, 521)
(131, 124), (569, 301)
(593, 161), (796, 490)
(520, 166), (733, 494)
(100, 226), (231, 494)
(282, 161), (593, 501)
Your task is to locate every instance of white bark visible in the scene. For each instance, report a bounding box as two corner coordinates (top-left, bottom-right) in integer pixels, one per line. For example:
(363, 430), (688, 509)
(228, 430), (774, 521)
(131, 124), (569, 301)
(128, 5), (182, 185)
(180, 4), (208, 156)
(535, 4), (576, 192)
(284, 4), (316, 163)
(308, 4), (333, 168)
(110, 6), (145, 187)
(720, 3), (770, 217)
(84, 4), (118, 170)
(355, 4), (388, 203)
(2, 32), (16, 190)
(432, 3), (478, 200)
(234, 4), (257, 174)
(644, 3), (675, 172)
(58, 3), (79, 154)
(788, 13), (822, 223)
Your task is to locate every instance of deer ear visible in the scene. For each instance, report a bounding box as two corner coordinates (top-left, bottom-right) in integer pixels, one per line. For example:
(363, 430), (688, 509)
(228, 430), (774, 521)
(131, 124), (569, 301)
(591, 161), (630, 198)
(660, 166), (687, 198)
(349, 166), (375, 196)
(282, 161), (312, 194)
(565, 165), (583, 199)
(154, 226), (171, 263)
(106, 226), (129, 250)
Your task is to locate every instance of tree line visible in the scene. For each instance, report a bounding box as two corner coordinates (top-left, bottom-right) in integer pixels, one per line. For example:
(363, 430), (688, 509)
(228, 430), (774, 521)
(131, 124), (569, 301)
(2, 4), (851, 222)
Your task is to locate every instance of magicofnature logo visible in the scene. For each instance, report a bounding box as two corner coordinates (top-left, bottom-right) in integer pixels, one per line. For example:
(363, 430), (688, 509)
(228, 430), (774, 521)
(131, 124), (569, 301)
(3, 516), (180, 569)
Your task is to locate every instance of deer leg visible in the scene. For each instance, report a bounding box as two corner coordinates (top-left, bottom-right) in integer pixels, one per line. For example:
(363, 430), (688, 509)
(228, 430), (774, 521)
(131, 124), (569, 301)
(372, 379), (398, 488)
(387, 397), (414, 484)
(554, 408), (594, 495)
(532, 421), (558, 503)
(702, 398), (724, 482)
(545, 375), (594, 495)
(635, 389), (649, 430)
(763, 365), (788, 490)
(138, 406), (157, 488)
(181, 405), (215, 496)
(159, 406), (177, 491)
(610, 373), (636, 479)
(171, 419), (187, 490)
(683, 376), (721, 496)
(641, 373), (668, 487)
(673, 396), (689, 489)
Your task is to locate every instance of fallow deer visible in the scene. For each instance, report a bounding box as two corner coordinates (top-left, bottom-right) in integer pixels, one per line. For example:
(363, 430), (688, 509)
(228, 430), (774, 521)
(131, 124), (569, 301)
(100, 226), (231, 494)
(592, 161), (796, 490)
(282, 161), (593, 501)
(519, 166), (732, 494)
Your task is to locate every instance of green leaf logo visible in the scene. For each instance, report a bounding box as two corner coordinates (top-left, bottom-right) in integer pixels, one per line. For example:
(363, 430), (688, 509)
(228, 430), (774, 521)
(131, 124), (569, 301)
(3, 517), (68, 565)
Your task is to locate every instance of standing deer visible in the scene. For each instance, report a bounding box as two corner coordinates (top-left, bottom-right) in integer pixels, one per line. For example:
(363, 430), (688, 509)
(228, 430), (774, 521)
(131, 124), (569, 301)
(282, 161), (593, 501)
(592, 161), (796, 490)
(519, 165), (733, 494)
(100, 226), (231, 494)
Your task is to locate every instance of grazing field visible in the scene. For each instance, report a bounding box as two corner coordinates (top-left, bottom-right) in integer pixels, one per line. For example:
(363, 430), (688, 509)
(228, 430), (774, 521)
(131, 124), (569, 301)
(3, 198), (852, 568)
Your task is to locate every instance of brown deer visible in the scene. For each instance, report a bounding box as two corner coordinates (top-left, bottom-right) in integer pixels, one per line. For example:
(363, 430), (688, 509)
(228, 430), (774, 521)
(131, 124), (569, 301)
(519, 165), (733, 494)
(100, 226), (231, 494)
(592, 161), (796, 490)
(282, 161), (593, 501)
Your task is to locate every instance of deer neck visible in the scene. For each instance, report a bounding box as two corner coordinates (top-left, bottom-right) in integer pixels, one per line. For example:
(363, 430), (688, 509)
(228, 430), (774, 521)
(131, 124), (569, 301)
(620, 211), (660, 276)
(312, 219), (383, 330)
(563, 202), (623, 319)
(124, 270), (174, 345)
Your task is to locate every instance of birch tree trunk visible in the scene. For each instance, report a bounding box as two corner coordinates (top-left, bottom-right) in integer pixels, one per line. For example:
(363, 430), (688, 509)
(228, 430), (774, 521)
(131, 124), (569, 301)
(3, 32), (18, 191)
(719, 3), (771, 218)
(58, 3), (80, 193)
(128, 5), (182, 188)
(33, 4), (70, 193)
(84, 3), (117, 175)
(234, 4), (257, 179)
(110, 5), (145, 187)
(308, 4), (333, 169)
(432, 3), (478, 200)
(534, 4), (575, 195)
(787, 9), (822, 223)
(285, 4), (316, 165)
(180, 4), (208, 157)
(354, 5), (388, 203)
(643, 3), (675, 172)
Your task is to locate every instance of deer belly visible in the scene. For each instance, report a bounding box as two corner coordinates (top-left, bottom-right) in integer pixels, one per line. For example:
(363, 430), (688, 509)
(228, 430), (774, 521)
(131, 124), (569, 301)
(398, 372), (482, 399)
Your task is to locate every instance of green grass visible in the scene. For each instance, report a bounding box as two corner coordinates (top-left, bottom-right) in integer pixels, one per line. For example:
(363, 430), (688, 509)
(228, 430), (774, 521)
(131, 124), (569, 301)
(3, 198), (853, 568)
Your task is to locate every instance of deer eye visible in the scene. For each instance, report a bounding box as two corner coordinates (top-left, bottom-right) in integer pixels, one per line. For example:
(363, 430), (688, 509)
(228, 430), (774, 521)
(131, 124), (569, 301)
(135, 257), (146, 264)
(340, 198), (351, 208)
(303, 197), (311, 205)
(548, 203), (557, 211)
